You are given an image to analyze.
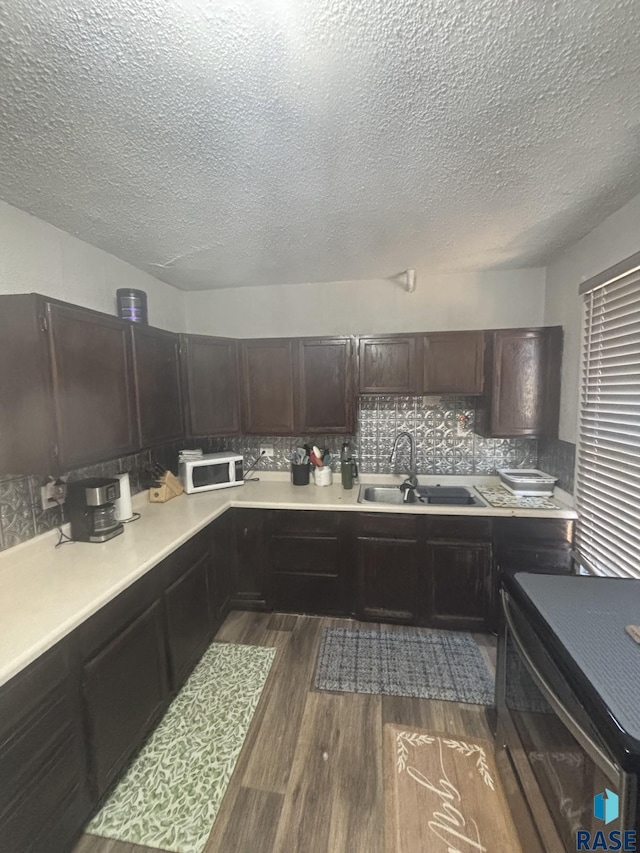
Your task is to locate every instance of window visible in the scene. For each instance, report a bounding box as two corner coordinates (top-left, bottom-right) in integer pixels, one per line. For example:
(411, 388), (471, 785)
(576, 258), (640, 578)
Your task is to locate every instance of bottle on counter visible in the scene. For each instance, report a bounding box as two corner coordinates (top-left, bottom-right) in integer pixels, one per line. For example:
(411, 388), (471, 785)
(340, 442), (358, 490)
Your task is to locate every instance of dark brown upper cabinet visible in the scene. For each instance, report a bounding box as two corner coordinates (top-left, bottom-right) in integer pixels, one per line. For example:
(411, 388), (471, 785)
(296, 337), (356, 433)
(131, 324), (184, 448)
(0, 294), (138, 474)
(422, 330), (485, 395)
(475, 326), (563, 438)
(357, 334), (420, 394)
(240, 338), (296, 434)
(181, 334), (240, 437)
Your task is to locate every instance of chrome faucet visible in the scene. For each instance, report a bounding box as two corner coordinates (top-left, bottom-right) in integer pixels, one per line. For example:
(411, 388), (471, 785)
(389, 431), (418, 494)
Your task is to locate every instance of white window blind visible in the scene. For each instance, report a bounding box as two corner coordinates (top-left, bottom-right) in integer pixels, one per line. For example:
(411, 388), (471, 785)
(576, 266), (640, 578)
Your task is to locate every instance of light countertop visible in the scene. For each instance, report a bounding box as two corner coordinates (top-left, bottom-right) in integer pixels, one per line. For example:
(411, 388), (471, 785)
(0, 473), (576, 688)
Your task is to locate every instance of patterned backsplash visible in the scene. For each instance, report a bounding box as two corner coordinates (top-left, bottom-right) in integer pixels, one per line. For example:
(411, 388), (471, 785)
(537, 437), (576, 494)
(208, 395), (538, 476)
(0, 396), (576, 553)
(0, 450), (153, 552)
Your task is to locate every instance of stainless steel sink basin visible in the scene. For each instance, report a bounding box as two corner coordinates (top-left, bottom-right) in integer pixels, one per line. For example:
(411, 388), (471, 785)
(357, 484), (486, 507)
(358, 485), (406, 505)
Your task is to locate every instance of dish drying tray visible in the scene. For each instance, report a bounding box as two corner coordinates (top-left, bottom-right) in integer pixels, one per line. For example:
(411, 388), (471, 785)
(498, 469), (557, 496)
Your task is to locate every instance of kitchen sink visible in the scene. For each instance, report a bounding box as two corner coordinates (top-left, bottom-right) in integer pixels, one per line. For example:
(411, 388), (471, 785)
(358, 486), (406, 505)
(357, 484), (486, 507)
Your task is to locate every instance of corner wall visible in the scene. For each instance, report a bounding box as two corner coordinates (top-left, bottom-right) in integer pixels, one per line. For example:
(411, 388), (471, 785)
(185, 268), (546, 338)
(0, 200), (186, 332)
(544, 192), (640, 442)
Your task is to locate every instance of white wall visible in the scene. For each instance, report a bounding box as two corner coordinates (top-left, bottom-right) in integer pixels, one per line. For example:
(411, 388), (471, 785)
(186, 268), (546, 338)
(0, 201), (186, 331)
(544, 192), (640, 443)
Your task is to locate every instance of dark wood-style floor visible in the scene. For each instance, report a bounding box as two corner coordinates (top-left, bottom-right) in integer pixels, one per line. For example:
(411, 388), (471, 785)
(74, 612), (498, 853)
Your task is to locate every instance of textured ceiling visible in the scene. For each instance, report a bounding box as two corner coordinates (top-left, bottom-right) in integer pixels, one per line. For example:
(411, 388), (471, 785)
(1, 0), (640, 291)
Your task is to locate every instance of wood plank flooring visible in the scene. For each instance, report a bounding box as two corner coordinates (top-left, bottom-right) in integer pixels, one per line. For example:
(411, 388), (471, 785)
(74, 612), (498, 853)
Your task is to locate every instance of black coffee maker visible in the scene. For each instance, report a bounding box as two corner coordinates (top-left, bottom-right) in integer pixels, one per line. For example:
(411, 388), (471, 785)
(66, 478), (124, 543)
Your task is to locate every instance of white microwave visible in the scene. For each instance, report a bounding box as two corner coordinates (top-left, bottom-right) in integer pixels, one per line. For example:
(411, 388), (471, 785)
(179, 452), (244, 494)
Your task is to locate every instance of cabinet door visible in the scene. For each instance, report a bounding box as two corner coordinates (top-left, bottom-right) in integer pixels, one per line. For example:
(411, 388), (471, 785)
(422, 331), (484, 394)
(354, 514), (421, 623)
(232, 509), (268, 609)
(82, 599), (168, 797)
(0, 294), (57, 474)
(0, 641), (90, 853)
(210, 511), (236, 627)
(269, 511), (347, 615)
(296, 337), (355, 433)
(163, 535), (213, 691)
(47, 303), (137, 468)
(356, 536), (420, 623)
(182, 334), (240, 436)
(480, 327), (562, 437)
(132, 325), (184, 447)
(426, 540), (493, 631)
(240, 339), (296, 434)
(358, 335), (420, 394)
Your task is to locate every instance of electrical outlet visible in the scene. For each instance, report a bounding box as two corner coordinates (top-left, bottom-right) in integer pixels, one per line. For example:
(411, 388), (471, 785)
(40, 479), (67, 511)
(259, 446), (274, 458)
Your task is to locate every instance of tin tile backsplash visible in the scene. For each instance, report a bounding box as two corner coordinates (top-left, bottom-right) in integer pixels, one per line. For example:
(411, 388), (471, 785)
(0, 395), (544, 553)
(537, 437), (576, 494)
(0, 450), (153, 551)
(212, 395), (538, 477)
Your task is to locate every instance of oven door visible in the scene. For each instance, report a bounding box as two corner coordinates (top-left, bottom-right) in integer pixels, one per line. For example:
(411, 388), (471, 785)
(496, 589), (635, 853)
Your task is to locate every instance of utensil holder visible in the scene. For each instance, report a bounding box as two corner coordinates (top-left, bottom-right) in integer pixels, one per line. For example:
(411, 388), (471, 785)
(314, 466), (333, 487)
(291, 463), (310, 486)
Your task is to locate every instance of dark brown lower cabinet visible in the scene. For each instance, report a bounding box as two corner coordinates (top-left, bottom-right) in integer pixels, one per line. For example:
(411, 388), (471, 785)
(268, 510), (348, 615)
(210, 510), (237, 626)
(162, 530), (213, 692)
(427, 540), (494, 631)
(354, 514), (421, 624)
(232, 508), (269, 610)
(82, 599), (168, 799)
(493, 517), (574, 576)
(0, 641), (91, 853)
(0, 507), (576, 853)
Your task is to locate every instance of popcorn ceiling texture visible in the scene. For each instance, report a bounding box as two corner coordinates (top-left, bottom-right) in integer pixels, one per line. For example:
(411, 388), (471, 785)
(1, 0), (640, 291)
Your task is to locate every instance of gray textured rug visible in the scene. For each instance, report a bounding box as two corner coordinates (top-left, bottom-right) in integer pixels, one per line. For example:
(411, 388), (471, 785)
(315, 627), (494, 705)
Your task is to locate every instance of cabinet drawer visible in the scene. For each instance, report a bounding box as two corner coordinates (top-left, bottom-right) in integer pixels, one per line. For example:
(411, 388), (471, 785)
(78, 568), (161, 659)
(427, 516), (491, 540)
(355, 513), (419, 538)
(271, 574), (344, 616)
(0, 642), (69, 740)
(0, 732), (86, 853)
(0, 690), (75, 812)
(270, 510), (340, 536)
(270, 534), (339, 576)
(494, 517), (574, 547)
(498, 546), (573, 574)
(161, 527), (211, 587)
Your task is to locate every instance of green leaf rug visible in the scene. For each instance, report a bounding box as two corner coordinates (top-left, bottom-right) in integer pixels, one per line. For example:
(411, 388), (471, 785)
(87, 641), (276, 853)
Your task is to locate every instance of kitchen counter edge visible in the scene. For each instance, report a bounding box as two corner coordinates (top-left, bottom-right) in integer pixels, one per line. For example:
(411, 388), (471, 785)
(0, 475), (576, 688)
